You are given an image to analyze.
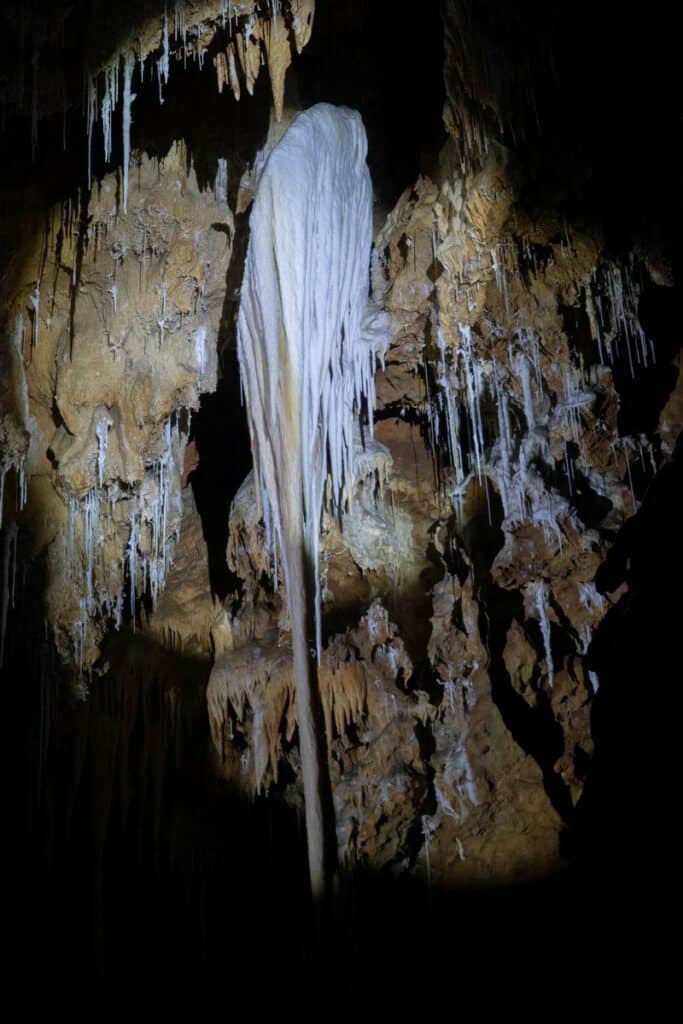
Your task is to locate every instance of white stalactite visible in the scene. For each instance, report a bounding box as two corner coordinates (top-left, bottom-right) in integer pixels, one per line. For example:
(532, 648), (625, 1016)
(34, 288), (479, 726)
(237, 103), (388, 897)
(122, 52), (136, 214)
(157, 6), (170, 103)
(527, 579), (554, 687)
(95, 413), (113, 487)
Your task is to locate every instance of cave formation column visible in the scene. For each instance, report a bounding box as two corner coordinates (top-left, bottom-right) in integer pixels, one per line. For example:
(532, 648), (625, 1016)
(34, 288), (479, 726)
(237, 102), (386, 898)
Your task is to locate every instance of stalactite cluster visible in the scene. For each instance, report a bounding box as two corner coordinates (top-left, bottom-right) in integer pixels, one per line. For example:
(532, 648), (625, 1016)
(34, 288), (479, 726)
(1, 0), (680, 920)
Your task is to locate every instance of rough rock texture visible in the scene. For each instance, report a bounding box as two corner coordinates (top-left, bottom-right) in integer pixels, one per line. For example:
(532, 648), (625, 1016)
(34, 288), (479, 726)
(0, 2), (315, 135)
(205, 122), (680, 886)
(2, 0), (681, 891)
(1, 2), (318, 684)
(1, 143), (226, 680)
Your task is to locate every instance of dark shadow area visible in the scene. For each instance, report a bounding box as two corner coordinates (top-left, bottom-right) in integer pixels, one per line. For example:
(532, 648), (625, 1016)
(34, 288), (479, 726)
(555, 453), (615, 532)
(462, 486), (576, 824)
(0, 3), (272, 297)
(1, 621), (663, 1018)
(1, 627), (312, 1017)
(2, 1), (679, 1013)
(186, 127), (257, 601)
(130, 35), (272, 196)
(613, 282), (683, 439)
(295, 0), (446, 209)
(189, 364), (252, 603)
(509, 2), (683, 262)
(575, 430), (683, 940)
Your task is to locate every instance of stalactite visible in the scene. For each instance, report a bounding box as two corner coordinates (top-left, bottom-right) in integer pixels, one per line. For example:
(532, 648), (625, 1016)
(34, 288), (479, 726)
(157, 5), (170, 104)
(58, 410), (189, 681)
(236, 103), (389, 896)
(19, 3), (316, 218)
(526, 579), (554, 687)
(122, 52), (136, 215)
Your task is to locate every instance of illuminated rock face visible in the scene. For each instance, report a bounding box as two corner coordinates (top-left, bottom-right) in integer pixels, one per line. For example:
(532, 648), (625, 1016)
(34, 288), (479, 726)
(0, 2), (319, 681)
(205, 129), (679, 883)
(219, 158), (683, 883)
(234, 102), (389, 895)
(1, 0), (681, 888)
(1, 143), (226, 681)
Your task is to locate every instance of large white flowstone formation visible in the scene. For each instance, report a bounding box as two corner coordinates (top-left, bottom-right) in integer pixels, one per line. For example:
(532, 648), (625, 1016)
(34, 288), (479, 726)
(236, 103), (388, 896)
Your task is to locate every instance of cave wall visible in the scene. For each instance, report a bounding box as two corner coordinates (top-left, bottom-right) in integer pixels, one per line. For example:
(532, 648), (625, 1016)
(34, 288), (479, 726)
(202, 3), (682, 885)
(205, 138), (680, 883)
(0, 1), (313, 676)
(1, 0), (681, 894)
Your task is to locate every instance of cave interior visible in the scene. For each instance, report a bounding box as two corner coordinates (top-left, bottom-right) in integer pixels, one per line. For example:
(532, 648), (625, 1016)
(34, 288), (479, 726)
(0, 0), (680, 1015)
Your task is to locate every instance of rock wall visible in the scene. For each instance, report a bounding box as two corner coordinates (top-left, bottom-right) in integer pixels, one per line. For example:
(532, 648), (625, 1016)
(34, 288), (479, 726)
(1, 0), (681, 889)
(1, 144), (227, 682)
(205, 71), (681, 885)
(0, 1), (316, 684)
